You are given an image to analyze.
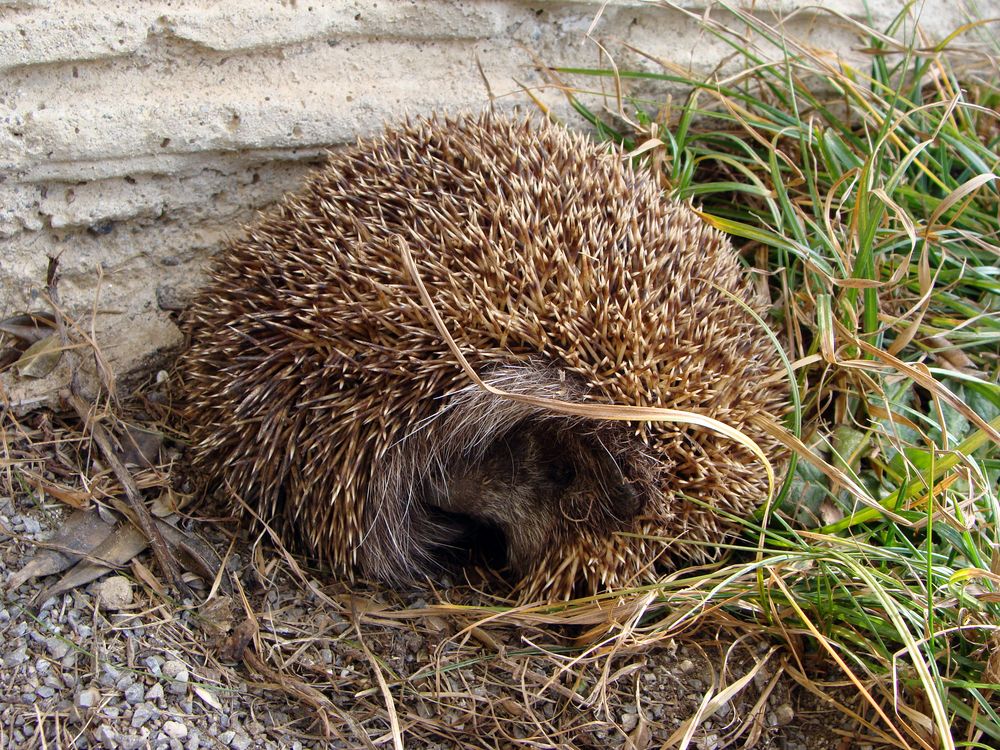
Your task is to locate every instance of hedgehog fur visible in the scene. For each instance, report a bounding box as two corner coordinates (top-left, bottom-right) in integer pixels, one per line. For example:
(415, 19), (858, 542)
(180, 111), (788, 601)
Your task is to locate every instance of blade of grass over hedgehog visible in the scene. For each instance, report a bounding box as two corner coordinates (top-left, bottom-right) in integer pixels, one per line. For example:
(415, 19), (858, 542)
(395, 235), (777, 504)
(551, 1), (1000, 746)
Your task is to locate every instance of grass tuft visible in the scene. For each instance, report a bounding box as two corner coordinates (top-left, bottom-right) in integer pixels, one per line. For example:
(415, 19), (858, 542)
(552, 3), (1000, 747)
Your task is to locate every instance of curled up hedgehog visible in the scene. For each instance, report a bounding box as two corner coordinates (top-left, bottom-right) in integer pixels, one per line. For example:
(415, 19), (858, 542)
(180, 112), (788, 601)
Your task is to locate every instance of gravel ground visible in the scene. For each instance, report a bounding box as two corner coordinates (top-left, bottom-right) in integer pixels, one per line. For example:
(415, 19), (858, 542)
(1, 483), (861, 750)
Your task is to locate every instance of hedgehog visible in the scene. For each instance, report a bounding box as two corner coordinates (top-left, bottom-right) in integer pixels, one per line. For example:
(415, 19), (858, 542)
(179, 111), (788, 601)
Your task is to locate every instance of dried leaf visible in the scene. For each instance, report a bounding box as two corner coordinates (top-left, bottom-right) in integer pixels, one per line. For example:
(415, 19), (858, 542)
(14, 334), (64, 378)
(193, 685), (223, 711)
(219, 619), (258, 663)
(0, 347), (20, 369)
(7, 509), (114, 590)
(0, 311), (56, 344)
(20, 471), (94, 509)
(131, 559), (167, 599)
(150, 489), (181, 518)
(626, 714), (651, 750)
(198, 596), (235, 636)
(116, 424), (164, 468)
(154, 520), (225, 590)
(32, 522), (148, 608)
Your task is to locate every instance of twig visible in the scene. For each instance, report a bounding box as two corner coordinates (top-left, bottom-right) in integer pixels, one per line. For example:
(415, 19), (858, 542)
(64, 390), (190, 597)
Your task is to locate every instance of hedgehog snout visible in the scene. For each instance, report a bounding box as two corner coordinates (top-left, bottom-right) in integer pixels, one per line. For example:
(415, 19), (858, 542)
(430, 424), (643, 575)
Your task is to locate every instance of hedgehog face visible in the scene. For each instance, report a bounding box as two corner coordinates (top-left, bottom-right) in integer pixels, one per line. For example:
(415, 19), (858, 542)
(426, 424), (642, 575)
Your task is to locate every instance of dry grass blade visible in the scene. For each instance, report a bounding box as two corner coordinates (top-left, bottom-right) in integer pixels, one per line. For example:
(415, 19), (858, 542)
(834, 321), (1000, 445)
(352, 614), (405, 750)
(770, 574), (923, 750)
(751, 415), (904, 521)
(664, 647), (778, 749)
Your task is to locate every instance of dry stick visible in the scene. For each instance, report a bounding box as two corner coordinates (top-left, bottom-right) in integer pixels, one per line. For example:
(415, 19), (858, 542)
(65, 391), (190, 598)
(44, 256), (74, 388)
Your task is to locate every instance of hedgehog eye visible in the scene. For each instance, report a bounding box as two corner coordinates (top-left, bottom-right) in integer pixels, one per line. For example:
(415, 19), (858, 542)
(546, 459), (576, 489)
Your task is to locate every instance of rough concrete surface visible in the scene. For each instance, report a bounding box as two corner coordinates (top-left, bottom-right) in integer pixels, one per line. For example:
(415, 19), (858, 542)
(0, 0), (994, 407)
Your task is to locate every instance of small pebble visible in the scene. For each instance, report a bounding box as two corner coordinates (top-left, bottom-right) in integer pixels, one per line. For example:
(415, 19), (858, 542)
(773, 702), (795, 726)
(620, 712), (638, 732)
(712, 698), (732, 719)
(144, 655), (163, 676)
(168, 671), (188, 695)
(230, 734), (252, 750)
(95, 725), (117, 750)
(4, 647), (27, 667)
(22, 516), (41, 534)
(146, 683), (164, 702)
(99, 664), (122, 688)
(163, 661), (189, 695)
(163, 721), (188, 740)
(130, 702), (157, 728)
(124, 683), (145, 704)
(218, 730), (236, 745)
(97, 576), (134, 611)
(162, 660), (186, 679)
(76, 687), (100, 709)
(678, 659), (695, 674)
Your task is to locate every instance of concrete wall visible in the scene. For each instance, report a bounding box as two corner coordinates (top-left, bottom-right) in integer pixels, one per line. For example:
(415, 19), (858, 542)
(1, 0), (994, 408)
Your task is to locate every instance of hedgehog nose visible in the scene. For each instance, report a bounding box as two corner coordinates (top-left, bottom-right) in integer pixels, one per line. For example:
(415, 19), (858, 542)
(613, 483), (643, 521)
